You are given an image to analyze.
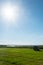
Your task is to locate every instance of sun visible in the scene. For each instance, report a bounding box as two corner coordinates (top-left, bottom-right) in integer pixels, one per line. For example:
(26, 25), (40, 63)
(1, 3), (20, 24)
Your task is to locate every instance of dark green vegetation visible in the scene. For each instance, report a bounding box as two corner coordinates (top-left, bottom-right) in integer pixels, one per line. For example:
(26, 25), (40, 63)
(0, 48), (43, 65)
(33, 46), (40, 51)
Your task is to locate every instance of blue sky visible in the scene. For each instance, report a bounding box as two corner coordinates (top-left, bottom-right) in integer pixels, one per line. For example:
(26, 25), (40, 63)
(0, 0), (43, 45)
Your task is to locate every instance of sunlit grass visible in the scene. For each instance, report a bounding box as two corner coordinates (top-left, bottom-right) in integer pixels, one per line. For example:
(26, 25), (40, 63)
(0, 48), (43, 65)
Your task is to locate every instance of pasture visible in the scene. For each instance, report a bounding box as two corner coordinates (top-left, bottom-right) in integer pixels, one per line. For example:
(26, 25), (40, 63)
(0, 48), (43, 65)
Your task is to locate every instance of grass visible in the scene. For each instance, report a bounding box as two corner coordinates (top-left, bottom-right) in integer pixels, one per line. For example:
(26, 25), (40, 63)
(0, 48), (43, 65)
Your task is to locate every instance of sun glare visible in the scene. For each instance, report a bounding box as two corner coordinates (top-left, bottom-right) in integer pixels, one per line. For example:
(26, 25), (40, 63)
(1, 3), (20, 24)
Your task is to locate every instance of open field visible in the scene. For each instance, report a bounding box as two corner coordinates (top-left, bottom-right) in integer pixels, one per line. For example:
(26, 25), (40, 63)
(0, 48), (43, 65)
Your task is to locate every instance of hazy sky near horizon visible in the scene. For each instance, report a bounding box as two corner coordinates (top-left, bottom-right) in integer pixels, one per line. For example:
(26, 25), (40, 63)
(0, 0), (43, 45)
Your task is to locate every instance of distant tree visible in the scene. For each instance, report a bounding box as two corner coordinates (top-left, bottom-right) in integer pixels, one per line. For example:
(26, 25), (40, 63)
(33, 46), (40, 51)
(0, 45), (7, 48)
(39, 46), (43, 49)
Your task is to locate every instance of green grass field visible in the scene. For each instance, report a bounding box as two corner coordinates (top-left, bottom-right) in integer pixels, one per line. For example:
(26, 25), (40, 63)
(0, 48), (43, 65)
